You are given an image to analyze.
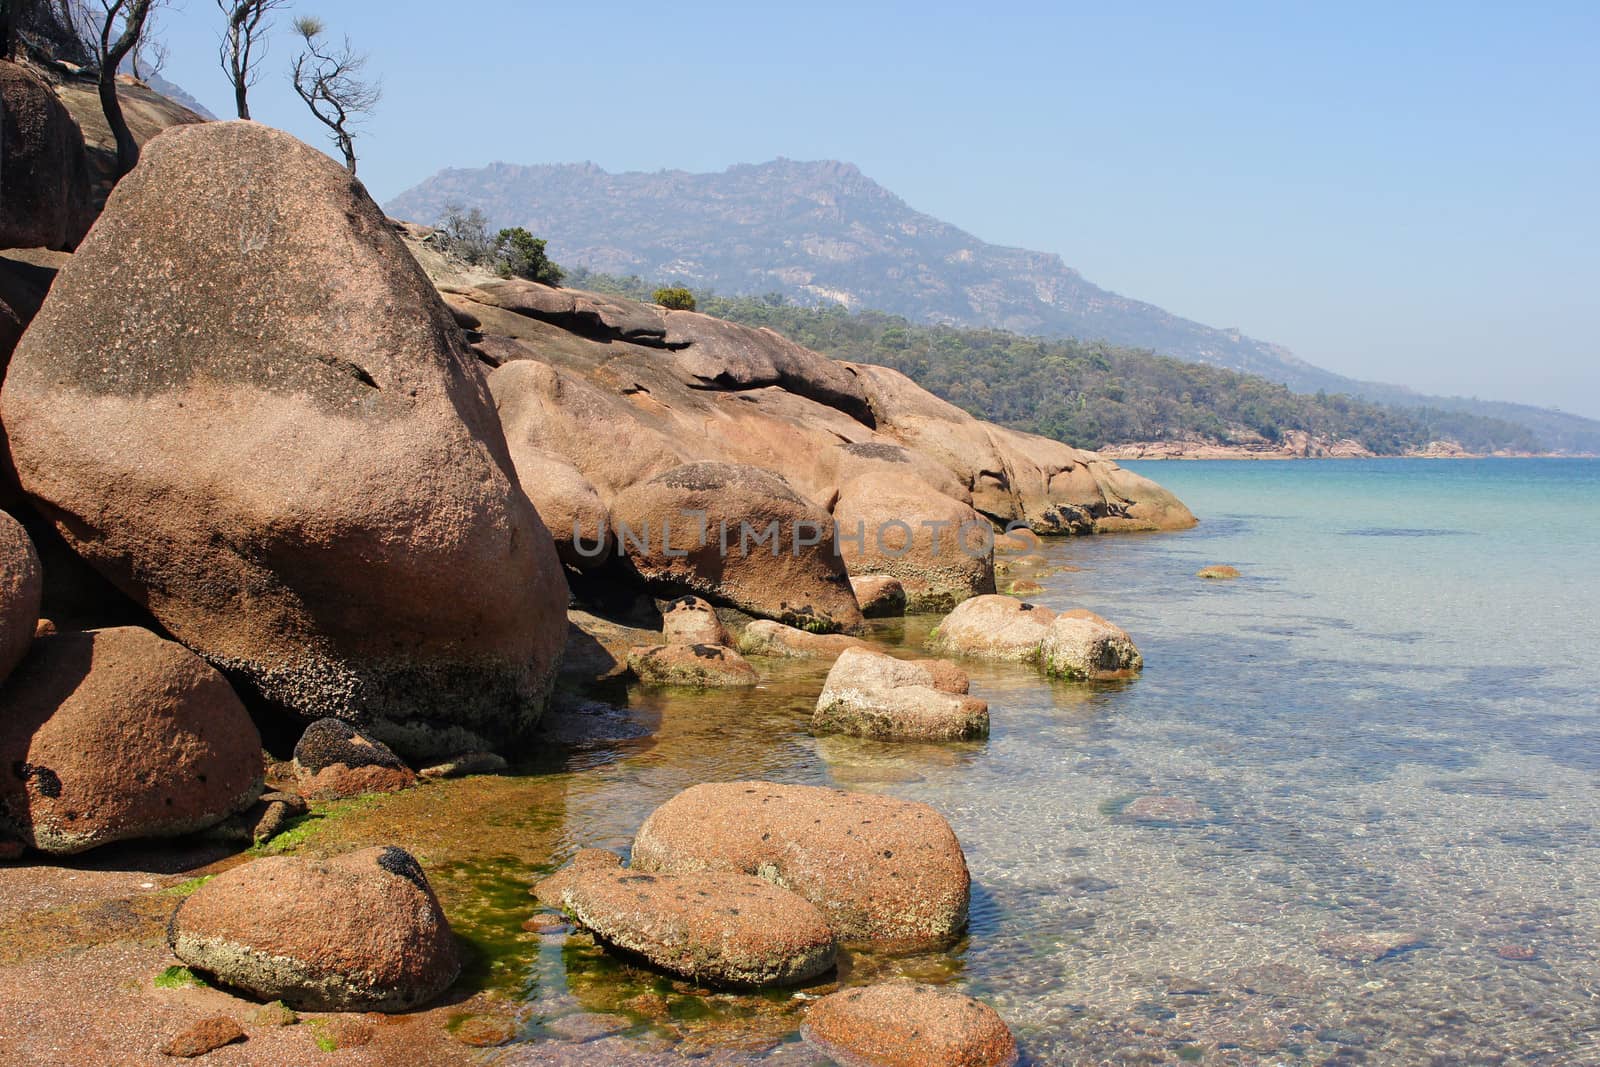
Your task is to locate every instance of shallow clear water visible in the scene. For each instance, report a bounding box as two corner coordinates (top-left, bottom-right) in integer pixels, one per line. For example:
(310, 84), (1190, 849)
(456, 458), (1600, 1063)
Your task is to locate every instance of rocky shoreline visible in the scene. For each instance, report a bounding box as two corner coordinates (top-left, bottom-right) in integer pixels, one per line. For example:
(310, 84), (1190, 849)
(0, 61), (1189, 1065)
(1097, 432), (1553, 460)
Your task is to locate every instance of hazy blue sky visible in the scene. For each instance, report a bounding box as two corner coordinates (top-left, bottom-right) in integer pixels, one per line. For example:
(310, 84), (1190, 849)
(152, 1), (1598, 416)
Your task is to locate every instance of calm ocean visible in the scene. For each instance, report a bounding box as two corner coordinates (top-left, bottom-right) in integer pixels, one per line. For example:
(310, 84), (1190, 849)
(502, 458), (1600, 1063)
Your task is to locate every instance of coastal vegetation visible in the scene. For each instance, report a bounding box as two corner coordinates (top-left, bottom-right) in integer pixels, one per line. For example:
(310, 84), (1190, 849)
(567, 269), (1543, 455)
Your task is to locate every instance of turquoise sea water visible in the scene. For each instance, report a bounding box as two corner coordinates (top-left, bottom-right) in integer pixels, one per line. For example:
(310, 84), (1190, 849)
(502, 458), (1600, 1064)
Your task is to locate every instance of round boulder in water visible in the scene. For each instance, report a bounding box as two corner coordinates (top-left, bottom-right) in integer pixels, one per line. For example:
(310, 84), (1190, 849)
(552, 863), (837, 988)
(803, 980), (1018, 1067)
(169, 846), (459, 1012)
(632, 781), (969, 944)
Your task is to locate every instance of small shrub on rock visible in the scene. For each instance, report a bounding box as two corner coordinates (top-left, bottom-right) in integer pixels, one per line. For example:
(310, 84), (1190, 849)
(653, 286), (696, 311)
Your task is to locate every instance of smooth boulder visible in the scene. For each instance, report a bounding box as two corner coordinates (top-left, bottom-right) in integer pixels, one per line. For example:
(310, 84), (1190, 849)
(803, 980), (1018, 1067)
(632, 781), (970, 944)
(735, 619), (868, 660)
(626, 643), (758, 688)
(849, 574), (907, 618)
(659, 595), (729, 647)
(553, 864), (837, 988)
(292, 718), (416, 801)
(1, 122), (568, 760)
(610, 462), (863, 632)
(0, 510), (42, 683)
(926, 595), (1058, 662)
(832, 472), (995, 613)
(489, 361), (614, 569)
(0, 61), (92, 251)
(169, 846), (460, 1011)
(814, 648), (989, 742)
(0, 627), (262, 854)
(1039, 610), (1143, 680)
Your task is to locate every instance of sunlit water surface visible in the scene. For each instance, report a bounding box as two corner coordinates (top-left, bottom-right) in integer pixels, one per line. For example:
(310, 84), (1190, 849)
(450, 458), (1600, 1064)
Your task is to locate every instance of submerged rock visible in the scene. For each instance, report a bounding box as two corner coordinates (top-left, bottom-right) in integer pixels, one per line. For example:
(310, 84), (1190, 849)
(610, 461), (863, 632)
(735, 619), (868, 660)
(2, 121), (567, 761)
(849, 575), (907, 618)
(1316, 929), (1424, 963)
(170, 846), (460, 1011)
(632, 781), (970, 944)
(626, 643), (759, 688)
(0, 627), (262, 855)
(802, 980), (1018, 1067)
(418, 752), (508, 779)
(814, 648), (989, 742)
(926, 595), (1057, 662)
(1121, 796), (1206, 823)
(0, 510), (43, 684)
(552, 864), (838, 988)
(1039, 610), (1143, 680)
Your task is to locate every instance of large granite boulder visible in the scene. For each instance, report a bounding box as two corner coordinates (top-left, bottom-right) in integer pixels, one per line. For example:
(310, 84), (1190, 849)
(632, 781), (970, 944)
(0, 61), (92, 251)
(926, 595), (1058, 662)
(803, 980), (1018, 1067)
(814, 648), (989, 742)
(610, 462), (863, 632)
(849, 362), (1196, 533)
(547, 861), (837, 988)
(169, 846), (459, 1012)
(0, 510), (42, 683)
(1039, 609), (1143, 680)
(488, 360), (614, 569)
(660, 309), (873, 422)
(485, 358), (684, 500)
(832, 472), (995, 612)
(0, 627), (262, 854)
(1, 122), (568, 760)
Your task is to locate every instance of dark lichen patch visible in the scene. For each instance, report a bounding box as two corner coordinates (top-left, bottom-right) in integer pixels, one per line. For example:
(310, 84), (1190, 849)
(376, 846), (430, 892)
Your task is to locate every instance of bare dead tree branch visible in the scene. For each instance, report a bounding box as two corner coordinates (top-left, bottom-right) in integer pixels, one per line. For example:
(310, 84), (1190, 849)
(216, 0), (288, 120)
(290, 15), (378, 175)
(93, 0), (163, 176)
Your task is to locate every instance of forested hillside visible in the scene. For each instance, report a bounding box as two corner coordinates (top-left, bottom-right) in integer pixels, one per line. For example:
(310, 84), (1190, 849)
(567, 269), (1542, 455)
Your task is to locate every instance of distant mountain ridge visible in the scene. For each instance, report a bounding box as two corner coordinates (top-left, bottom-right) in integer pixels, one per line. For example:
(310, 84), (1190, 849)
(387, 158), (1600, 453)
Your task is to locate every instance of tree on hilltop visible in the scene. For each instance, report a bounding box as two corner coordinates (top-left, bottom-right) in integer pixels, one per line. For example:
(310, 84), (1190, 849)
(290, 15), (378, 175)
(216, 0), (288, 119)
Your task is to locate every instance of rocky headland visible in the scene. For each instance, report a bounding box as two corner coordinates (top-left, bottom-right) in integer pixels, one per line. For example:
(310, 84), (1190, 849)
(0, 59), (1195, 1065)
